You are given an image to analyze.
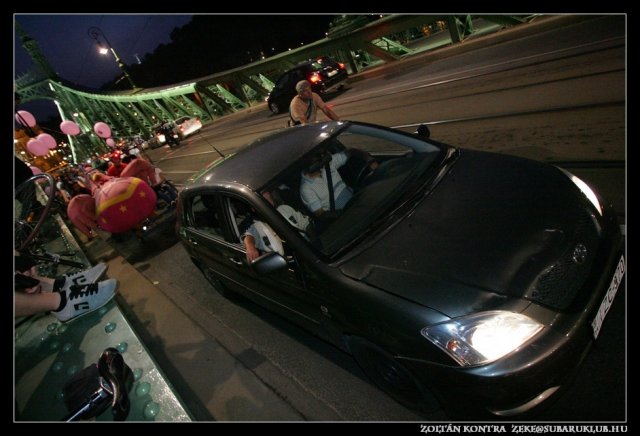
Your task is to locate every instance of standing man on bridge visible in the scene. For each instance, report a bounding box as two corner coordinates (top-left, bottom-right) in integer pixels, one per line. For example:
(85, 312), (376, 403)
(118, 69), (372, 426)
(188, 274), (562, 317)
(289, 80), (340, 125)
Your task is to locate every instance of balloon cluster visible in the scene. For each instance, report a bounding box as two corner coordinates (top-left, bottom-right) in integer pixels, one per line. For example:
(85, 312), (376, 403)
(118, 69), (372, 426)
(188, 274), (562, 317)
(15, 110), (58, 156)
(16, 109), (118, 155)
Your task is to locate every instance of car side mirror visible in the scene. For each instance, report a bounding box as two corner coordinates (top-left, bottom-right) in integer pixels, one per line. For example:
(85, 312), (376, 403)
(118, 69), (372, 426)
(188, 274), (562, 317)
(251, 251), (288, 275)
(415, 124), (430, 139)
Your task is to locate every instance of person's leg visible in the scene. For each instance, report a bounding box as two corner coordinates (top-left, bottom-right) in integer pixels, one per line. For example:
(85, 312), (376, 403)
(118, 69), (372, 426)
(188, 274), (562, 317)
(15, 291), (61, 317)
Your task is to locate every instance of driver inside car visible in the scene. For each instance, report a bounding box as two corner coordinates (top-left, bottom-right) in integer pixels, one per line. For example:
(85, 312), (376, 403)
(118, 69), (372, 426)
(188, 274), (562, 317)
(300, 150), (352, 221)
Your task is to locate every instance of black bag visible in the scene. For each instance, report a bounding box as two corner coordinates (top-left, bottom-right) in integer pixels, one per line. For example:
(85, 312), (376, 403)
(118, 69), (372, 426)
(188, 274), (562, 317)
(63, 348), (134, 421)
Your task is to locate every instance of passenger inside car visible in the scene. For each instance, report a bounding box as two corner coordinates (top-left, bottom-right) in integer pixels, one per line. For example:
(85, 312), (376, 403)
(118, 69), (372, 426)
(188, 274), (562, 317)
(230, 198), (285, 263)
(262, 188), (316, 243)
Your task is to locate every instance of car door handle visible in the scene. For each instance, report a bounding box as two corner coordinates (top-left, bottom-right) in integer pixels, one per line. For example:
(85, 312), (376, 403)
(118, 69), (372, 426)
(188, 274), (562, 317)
(229, 257), (243, 266)
(187, 237), (198, 245)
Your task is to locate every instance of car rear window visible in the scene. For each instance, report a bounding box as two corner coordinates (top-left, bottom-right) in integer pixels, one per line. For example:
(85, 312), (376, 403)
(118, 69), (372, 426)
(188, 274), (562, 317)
(310, 57), (338, 70)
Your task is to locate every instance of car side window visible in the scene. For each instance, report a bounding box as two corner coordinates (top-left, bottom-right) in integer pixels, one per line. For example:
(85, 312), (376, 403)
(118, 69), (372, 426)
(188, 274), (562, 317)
(187, 193), (223, 238)
(226, 197), (252, 244)
(226, 196), (289, 256)
(274, 73), (289, 91)
(291, 69), (305, 83)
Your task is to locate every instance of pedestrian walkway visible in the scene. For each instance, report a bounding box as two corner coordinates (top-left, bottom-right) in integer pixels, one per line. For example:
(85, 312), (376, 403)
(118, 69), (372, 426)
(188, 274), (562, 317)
(15, 214), (191, 422)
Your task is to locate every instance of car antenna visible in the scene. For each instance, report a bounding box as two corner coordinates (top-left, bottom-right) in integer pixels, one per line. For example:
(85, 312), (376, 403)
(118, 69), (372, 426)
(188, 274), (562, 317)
(197, 130), (225, 159)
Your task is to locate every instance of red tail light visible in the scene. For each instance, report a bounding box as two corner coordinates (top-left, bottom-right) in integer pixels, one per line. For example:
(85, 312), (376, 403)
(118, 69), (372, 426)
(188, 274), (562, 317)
(338, 62), (345, 69)
(309, 72), (321, 83)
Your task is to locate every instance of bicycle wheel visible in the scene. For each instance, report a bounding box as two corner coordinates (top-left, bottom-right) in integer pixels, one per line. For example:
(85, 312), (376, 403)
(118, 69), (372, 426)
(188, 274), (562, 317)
(15, 173), (56, 251)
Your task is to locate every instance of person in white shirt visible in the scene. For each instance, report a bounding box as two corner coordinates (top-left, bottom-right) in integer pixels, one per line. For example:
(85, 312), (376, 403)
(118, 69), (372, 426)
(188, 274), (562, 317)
(300, 151), (352, 220)
(289, 80), (339, 125)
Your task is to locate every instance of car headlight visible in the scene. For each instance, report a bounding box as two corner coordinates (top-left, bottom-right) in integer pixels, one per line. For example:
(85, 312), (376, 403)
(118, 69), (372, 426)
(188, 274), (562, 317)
(557, 168), (602, 215)
(421, 311), (543, 367)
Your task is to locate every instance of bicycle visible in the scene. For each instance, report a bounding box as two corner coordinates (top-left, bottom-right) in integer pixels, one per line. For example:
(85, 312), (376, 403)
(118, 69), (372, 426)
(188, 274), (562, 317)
(15, 173), (56, 252)
(15, 172), (87, 271)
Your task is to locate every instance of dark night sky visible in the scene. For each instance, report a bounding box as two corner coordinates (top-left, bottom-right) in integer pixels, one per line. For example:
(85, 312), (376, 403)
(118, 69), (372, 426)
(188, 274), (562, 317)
(13, 14), (337, 121)
(15, 14), (194, 120)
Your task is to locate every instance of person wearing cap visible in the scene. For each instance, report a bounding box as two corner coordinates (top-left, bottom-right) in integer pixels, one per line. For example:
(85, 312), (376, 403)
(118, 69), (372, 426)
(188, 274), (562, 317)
(289, 80), (340, 125)
(106, 152), (127, 177)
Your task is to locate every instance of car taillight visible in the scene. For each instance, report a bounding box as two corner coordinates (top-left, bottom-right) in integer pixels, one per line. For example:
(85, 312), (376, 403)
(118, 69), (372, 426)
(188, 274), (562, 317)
(309, 72), (321, 83)
(338, 62), (345, 69)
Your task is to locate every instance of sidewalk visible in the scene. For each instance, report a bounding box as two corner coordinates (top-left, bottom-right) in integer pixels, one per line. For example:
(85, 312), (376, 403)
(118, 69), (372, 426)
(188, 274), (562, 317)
(75, 229), (341, 421)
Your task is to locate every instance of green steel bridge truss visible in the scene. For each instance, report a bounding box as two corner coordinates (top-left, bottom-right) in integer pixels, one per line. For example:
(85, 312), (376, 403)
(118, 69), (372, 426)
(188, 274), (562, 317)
(16, 15), (528, 162)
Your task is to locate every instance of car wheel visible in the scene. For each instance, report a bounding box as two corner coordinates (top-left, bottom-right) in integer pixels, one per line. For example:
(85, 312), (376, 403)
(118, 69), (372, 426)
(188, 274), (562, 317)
(348, 336), (440, 413)
(269, 102), (280, 114)
(202, 266), (233, 298)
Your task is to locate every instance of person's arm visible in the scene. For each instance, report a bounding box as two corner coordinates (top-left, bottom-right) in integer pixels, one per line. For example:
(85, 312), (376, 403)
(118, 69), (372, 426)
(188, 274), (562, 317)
(321, 105), (339, 121)
(243, 235), (261, 262)
(315, 94), (339, 121)
(312, 208), (326, 218)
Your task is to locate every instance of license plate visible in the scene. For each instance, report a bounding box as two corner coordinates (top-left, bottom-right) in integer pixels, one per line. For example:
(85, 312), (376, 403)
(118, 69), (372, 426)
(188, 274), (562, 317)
(591, 255), (625, 338)
(327, 70), (338, 77)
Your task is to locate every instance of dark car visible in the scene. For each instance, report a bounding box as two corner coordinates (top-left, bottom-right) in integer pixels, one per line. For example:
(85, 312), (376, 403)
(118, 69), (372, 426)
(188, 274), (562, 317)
(176, 121), (624, 418)
(266, 56), (348, 114)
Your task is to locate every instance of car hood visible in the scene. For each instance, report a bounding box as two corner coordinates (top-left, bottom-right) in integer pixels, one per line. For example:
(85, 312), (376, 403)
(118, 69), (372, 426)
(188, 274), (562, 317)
(339, 149), (599, 318)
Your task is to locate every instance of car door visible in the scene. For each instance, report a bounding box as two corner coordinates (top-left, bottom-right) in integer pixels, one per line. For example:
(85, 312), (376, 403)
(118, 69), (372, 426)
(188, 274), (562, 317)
(222, 194), (326, 333)
(181, 190), (251, 294)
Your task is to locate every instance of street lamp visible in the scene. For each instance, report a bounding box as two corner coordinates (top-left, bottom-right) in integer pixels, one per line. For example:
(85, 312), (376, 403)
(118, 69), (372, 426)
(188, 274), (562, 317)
(88, 26), (137, 89)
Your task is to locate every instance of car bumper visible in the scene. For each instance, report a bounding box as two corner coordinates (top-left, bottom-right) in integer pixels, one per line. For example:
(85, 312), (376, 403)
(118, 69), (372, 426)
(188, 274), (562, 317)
(179, 124), (202, 138)
(317, 74), (349, 94)
(135, 204), (177, 239)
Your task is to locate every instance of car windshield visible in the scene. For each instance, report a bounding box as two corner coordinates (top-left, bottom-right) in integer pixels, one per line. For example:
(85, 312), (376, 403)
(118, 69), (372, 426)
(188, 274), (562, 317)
(265, 124), (444, 258)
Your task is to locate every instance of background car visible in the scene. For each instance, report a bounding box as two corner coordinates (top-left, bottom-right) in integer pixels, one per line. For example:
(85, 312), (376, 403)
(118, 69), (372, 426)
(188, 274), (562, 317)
(176, 121), (624, 419)
(150, 121), (181, 148)
(174, 116), (203, 138)
(266, 56), (349, 114)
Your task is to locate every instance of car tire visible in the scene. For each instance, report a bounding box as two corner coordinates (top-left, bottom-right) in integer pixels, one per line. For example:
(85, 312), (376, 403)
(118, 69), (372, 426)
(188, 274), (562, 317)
(347, 336), (440, 413)
(269, 102), (280, 114)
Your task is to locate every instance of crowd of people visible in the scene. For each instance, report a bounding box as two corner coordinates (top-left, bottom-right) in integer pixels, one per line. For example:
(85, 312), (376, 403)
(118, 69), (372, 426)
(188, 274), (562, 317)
(14, 145), (170, 322)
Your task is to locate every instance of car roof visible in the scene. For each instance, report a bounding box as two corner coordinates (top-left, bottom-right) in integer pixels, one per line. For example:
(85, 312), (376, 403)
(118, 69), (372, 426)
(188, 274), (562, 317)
(187, 121), (348, 191)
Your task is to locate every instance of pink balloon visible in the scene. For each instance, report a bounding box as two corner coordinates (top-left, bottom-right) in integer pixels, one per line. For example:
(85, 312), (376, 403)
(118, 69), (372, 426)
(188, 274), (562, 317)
(30, 166), (42, 175)
(37, 133), (57, 149)
(16, 110), (36, 128)
(26, 138), (50, 156)
(60, 120), (81, 135)
(93, 122), (112, 139)
(106, 138), (115, 147)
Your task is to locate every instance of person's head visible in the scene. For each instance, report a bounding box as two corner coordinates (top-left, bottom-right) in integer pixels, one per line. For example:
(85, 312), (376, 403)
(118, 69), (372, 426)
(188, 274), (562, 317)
(295, 80), (313, 100)
(303, 151), (330, 176)
(110, 152), (121, 164)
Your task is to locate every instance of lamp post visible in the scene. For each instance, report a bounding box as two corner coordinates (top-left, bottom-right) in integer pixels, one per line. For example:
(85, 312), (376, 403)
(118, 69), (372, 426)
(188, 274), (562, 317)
(88, 26), (137, 89)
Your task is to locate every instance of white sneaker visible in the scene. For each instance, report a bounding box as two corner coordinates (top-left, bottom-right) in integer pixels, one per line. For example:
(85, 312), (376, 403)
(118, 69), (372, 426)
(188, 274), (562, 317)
(53, 279), (118, 323)
(61, 263), (108, 291)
